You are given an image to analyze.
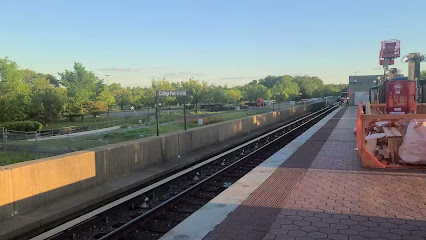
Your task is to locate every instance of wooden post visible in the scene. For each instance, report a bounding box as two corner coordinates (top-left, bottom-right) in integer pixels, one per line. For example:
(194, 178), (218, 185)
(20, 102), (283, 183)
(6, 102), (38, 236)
(384, 127), (402, 164)
(360, 118), (366, 160)
(365, 102), (372, 115)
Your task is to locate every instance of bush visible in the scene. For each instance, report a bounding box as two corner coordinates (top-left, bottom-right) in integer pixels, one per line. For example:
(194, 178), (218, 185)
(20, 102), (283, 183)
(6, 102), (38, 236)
(1, 121), (43, 131)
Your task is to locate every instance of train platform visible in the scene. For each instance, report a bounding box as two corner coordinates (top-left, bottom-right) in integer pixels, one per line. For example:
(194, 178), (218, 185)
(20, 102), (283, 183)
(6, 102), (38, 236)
(160, 106), (426, 240)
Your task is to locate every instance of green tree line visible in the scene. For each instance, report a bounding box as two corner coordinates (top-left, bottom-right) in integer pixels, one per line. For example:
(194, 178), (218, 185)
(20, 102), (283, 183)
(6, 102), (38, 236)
(0, 57), (348, 125)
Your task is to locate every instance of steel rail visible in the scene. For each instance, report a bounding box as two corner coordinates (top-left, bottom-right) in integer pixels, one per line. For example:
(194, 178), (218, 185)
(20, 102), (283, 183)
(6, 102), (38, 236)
(99, 105), (338, 240)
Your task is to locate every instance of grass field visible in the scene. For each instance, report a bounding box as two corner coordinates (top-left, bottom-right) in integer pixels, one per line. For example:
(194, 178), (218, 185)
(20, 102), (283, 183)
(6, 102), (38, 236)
(40, 107), (268, 130)
(97, 122), (201, 143)
(43, 110), (190, 130)
(1, 108), (283, 164)
(208, 111), (256, 122)
(0, 151), (48, 166)
(44, 115), (149, 129)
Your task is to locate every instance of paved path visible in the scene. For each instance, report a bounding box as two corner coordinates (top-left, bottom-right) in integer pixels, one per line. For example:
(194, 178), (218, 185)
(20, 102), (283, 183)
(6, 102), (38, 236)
(102, 109), (179, 117)
(204, 107), (426, 240)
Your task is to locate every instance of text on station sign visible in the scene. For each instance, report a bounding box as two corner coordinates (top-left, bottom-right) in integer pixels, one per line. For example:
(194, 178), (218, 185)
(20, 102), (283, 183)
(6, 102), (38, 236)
(157, 90), (187, 96)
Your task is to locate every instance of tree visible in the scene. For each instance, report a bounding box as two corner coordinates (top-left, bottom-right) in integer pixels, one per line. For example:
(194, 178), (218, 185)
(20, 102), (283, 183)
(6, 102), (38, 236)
(98, 85), (115, 116)
(109, 83), (122, 93)
(21, 70), (62, 87)
(281, 76), (300, 99)
(270, 76), (300, 102)
(151, 77), (176, 107)
(28, 76), (64, 123)
(0, 58), (31, 122)
(59, 62), (99, 121)
(258, 75), (282, 89)
(293, 76), (324, 98)
(243, 83), (270, 102)
(322, 84), (348, 96)
(131, 87), (144, 108)
(21, 69), (39, 85)
(271, 83), (289, 102)
(181, 78), (208, 113)
(114, 88), (132, 110)
(131, 87), (156, 109)
(62, 99), (85, 121)
(86, 101), (108, 118)
(421, 70), (426, 80)
(225, 88), (242, 105)
(45, 74), (61, 87)
(140, 87), (156, 108)
(2, 56), (356, 125)
(205, 85), (226, 104)
(94, 80), (105, 97)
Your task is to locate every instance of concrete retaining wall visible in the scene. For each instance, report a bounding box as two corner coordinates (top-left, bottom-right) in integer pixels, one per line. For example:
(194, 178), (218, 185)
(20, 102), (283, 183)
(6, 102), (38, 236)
(0, 102), (324, 221)
(0, 168), (14, 220)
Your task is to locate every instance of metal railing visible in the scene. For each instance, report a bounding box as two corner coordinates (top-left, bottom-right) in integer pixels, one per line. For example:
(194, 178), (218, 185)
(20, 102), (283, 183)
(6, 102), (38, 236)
(0, 119), (130, 142)
(0, 101), (326, 162)
(0, 131), (157, 158)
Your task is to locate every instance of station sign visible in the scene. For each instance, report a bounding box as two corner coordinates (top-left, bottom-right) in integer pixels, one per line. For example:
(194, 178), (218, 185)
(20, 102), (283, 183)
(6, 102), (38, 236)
(157, 90), (187, 97)
(155, 90), (188, 136)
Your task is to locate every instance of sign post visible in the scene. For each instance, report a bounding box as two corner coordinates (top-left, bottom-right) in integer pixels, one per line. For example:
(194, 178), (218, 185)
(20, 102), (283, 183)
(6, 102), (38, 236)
(156, 90), (187, 136)
(156, 91), (160, 136)
(184, 96), (187, 130)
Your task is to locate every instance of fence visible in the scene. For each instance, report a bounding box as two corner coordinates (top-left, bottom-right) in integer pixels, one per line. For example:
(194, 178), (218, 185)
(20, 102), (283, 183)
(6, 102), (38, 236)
(0, 117), (148, 159)
(0, 101), (323, 162)
(0, 130), (157, 161)
(0, 119), (136, 142)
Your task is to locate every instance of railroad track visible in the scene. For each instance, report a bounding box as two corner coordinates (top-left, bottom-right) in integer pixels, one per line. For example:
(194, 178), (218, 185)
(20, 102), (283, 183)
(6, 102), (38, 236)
(36, 105), (338, 240)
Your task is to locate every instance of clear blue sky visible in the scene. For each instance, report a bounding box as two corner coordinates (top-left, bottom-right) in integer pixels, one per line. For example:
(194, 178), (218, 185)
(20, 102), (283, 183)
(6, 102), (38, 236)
(1, 0), (425, 87)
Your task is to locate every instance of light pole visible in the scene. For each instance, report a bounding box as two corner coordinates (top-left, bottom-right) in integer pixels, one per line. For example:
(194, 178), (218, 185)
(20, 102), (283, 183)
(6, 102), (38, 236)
(105, 75), (110, 117)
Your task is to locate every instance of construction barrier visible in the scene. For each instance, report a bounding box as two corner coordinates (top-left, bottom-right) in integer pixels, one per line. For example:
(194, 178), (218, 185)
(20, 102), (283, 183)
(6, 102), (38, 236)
(356, 106), (386, 168)
(356, 104), (426, 168)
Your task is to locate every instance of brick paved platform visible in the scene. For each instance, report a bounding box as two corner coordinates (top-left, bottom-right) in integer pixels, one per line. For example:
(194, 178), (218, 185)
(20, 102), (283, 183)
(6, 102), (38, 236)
(203, 107), (426, 240)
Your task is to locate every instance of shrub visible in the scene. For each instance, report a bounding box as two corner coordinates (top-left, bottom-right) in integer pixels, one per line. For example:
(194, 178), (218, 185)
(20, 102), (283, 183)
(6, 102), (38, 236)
(1, 121), (43, 131)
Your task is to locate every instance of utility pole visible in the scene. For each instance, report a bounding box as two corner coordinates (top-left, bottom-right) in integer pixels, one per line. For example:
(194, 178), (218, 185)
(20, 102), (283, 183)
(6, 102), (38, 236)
(105, 75), (110, 117)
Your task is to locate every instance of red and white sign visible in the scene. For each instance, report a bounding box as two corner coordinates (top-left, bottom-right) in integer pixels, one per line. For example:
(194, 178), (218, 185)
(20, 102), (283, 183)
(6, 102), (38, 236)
(380, 40), (401, 59)
(379, 59), (394, 65)
(394, 84), (402, 94)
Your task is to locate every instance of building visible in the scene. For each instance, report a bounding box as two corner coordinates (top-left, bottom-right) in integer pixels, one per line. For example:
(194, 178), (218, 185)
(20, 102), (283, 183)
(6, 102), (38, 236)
(348, 75), (381, 105)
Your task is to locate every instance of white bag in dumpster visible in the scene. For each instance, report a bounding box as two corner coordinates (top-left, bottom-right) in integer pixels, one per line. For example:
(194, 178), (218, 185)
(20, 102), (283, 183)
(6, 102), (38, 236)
(399, 120), (426, 164)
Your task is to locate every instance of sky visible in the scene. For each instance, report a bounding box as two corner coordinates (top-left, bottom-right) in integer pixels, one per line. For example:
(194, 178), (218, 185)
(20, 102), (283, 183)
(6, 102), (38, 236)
(1, 0), (425, 87)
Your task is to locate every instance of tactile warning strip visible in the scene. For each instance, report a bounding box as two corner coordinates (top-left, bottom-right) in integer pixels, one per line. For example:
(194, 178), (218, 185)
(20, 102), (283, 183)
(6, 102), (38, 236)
(265, 107), (426, 240)
(203, 108), (348, 240)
